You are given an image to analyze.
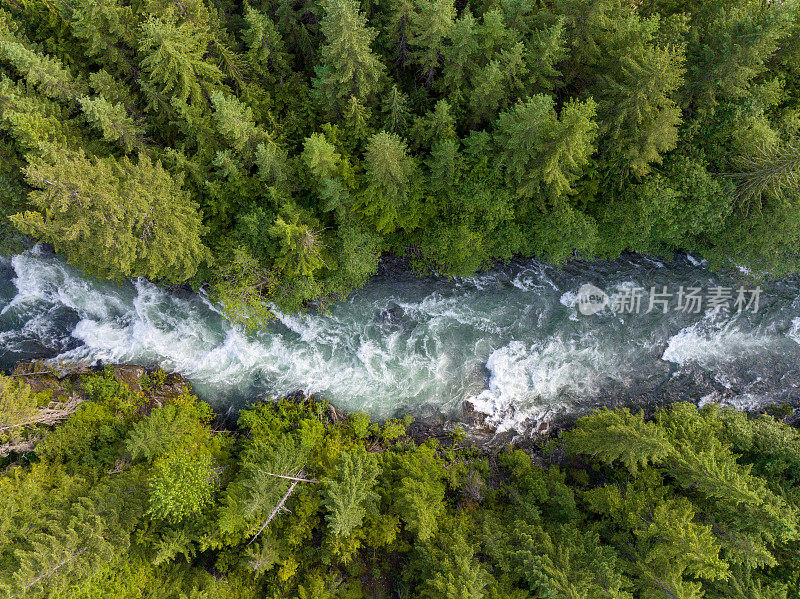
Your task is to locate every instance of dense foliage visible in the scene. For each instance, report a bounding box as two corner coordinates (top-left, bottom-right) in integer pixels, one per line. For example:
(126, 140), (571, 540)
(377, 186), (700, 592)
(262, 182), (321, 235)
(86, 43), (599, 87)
(1, 0), (799, 319)
(1, 369), (800, 598)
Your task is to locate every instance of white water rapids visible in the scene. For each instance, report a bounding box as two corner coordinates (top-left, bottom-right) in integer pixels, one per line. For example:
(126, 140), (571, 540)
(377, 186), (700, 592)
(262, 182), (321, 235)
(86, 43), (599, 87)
(2, 246), (800, 433)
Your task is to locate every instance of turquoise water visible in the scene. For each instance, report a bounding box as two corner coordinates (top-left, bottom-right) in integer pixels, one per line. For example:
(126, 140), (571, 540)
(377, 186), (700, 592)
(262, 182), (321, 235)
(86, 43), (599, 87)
(2, 246), (800, 433)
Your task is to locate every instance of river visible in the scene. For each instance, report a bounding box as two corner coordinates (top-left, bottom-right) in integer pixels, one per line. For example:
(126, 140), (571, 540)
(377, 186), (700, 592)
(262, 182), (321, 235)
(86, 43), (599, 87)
(2, 245), (800, 434)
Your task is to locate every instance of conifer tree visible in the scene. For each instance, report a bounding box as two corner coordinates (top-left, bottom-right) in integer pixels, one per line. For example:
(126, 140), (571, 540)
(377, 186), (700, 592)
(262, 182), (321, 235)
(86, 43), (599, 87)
(0, 35), (89, 102)
(78, 94), (144, 152)
(494, 95), (598, 201)
(11, 148), (211, 282)
(269, 213), (326, 279)
(355, 131), (419, 233)
(138, 15), (223, 111)
(320, 449), (379, 538)
(420, 534), (491, 599)
(303, 132), (341, 180)
(209, 90), (268, 157)
(242, 5), (293, 79)
(409, 0), (456, 84)
(147, 444), (216, 523)
(313, 0), (386, 110)
(597, 41), (685, 176)
(564, 408), (674, 475)
(70, 0), (139, 78)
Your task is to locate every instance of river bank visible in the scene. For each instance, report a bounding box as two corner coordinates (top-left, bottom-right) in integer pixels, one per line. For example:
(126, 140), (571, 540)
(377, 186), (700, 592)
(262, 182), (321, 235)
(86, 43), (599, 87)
(8, 359), (800, 458)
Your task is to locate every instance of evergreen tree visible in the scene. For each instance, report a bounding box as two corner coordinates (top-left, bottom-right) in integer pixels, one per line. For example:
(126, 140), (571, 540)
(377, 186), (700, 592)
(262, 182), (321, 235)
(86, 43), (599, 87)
(564, 408), (674, 475)
(409, 0), (455, 84)
(78, 94), (144, 152)
(0, 34), (89, 102)
(494, 95), (598, 201)
(268, 212), (326, 279)
(355, 130), (420, 233)
(11, 147), (211, 282)
(597, 40), (685, 177)
(313, 0), (385, 110)
(138, 15), (223, 111)
(209, 90), (268, 156)
(320, 449), (379, 538)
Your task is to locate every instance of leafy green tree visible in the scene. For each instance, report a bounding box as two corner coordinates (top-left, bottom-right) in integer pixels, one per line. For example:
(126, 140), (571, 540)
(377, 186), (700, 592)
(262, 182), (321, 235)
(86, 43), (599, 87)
(147, 444), (216, 523)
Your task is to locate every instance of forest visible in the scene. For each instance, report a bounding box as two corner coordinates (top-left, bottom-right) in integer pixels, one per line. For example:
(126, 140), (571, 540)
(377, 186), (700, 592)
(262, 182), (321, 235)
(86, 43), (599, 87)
(1, 366), (800, 598)
(0, 0), (799, 321)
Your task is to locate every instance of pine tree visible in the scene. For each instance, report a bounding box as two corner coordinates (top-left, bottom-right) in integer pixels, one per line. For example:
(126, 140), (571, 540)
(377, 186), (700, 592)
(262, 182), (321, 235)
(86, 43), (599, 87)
(303, 132), (341, 180)
(439, 10), (480, 104)
(218, 435), (310, 539)
(0, 374), (38, 447)
(320, 449), (379, 538)
(688, 1), (794, 107)
(209, 248), (276, 329)
(313, 0), (386, 110)
(3, 498), (122, 598)
(524, 18), (567, 93)
(467, 42), (527, 125)
(420, 534), (490, 599)
(381, 84), (410, 134)
(731, 142), (800, 213)
(11, 148), (211, 282)
(392, 476), (445, 542)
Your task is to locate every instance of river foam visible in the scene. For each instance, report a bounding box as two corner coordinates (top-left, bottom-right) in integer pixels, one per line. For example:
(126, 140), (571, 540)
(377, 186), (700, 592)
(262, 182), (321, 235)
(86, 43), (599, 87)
(2, 247), (800, 433)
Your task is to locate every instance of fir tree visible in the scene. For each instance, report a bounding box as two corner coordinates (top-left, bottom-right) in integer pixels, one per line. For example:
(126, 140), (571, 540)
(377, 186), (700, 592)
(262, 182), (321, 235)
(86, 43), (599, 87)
(494, 95), (598, 201)
(138, 15), (223, 111)
(78, 94), (144, 152)
(409, 0), (456, 84)
(313, 0), (386, 110)
(11, 148), (211, 282)
(355, 130), (419, 233)
(320, 449), (379, 538)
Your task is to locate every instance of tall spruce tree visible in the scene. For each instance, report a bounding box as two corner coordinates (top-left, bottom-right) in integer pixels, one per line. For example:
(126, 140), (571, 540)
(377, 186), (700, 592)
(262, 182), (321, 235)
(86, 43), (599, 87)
(11, 147), (211, 282)
(313, 0), (386, 110)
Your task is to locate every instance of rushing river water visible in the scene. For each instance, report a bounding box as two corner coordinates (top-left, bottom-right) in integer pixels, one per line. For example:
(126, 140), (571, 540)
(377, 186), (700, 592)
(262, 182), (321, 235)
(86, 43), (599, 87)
(2, 246), (800, 433)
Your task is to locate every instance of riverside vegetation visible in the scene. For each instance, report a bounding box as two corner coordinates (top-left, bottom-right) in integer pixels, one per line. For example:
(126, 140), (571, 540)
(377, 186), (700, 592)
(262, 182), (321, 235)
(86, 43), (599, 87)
(0, 0), (799, 322)
(1, 367), (800, 598)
